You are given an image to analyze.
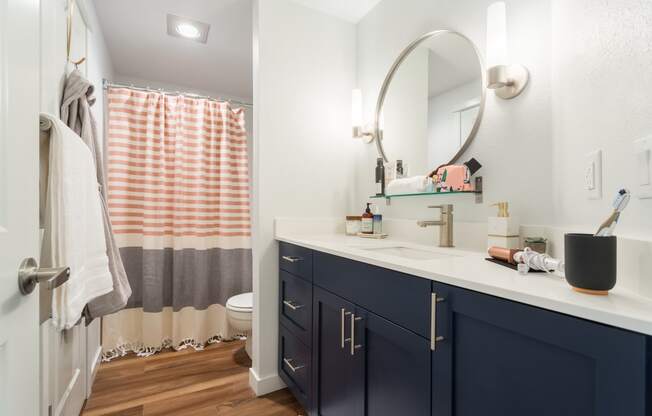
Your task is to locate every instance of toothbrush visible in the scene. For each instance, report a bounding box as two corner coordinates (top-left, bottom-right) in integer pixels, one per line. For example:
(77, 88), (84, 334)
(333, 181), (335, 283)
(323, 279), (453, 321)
(594, 188), (631, 237)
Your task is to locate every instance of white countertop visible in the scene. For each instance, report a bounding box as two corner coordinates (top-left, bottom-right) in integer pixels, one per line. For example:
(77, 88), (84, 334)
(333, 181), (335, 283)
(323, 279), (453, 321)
(276, 232), (652, 336)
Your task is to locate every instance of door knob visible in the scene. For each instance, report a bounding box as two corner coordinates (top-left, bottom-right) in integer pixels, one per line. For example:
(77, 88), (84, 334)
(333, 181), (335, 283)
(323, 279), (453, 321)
(18, 257), (70, 295)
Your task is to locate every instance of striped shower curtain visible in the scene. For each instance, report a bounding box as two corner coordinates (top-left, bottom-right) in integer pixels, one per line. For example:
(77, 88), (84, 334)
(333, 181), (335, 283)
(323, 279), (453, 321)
(101, 87), (252, 359)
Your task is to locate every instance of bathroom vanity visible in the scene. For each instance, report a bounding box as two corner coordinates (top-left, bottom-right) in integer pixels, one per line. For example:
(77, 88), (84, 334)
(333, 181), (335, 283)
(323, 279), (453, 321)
(276, 238), (652, 416)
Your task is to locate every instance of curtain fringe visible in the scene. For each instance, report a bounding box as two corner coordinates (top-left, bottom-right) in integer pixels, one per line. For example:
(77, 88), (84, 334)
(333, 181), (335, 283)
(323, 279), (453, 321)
(101, 333), (247, 362)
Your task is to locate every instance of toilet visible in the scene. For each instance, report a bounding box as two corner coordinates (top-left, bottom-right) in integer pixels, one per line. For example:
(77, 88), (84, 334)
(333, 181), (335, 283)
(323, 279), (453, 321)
(226, 292), (253, 357)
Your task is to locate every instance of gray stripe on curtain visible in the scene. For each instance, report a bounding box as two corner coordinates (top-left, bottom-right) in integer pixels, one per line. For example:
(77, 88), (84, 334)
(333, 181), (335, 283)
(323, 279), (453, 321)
(120, 247), (252, 312)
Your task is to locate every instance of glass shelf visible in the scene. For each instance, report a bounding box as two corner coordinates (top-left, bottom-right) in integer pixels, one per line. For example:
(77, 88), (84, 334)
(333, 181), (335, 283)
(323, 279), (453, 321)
(370, 177), (483, 205)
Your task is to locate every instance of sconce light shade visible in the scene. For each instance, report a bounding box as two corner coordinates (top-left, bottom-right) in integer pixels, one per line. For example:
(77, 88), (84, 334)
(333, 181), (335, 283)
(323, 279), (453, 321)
(486, 1), (529, 99)
(486, 2), (507, 69)
(352, 88), (363, 136)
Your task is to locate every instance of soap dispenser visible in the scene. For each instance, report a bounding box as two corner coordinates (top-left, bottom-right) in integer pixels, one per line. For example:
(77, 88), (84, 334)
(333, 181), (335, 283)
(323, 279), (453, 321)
(487, 202), (520, 249)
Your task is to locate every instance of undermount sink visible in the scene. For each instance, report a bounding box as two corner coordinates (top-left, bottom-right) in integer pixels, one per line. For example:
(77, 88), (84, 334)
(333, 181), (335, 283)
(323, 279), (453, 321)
(361, 246), (459, 261)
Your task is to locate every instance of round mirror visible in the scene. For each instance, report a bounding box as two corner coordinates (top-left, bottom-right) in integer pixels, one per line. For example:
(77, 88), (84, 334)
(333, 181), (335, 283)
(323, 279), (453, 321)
(374, 30), (485, 173)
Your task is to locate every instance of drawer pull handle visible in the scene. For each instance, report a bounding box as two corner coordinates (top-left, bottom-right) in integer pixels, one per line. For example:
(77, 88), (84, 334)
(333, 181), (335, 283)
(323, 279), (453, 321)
(283, 358), (305, 372)
(282, 255), (303, 263)
(350, 314), (363, 356)
(431, 293), (445, 351)
(283, 300), (304, 311)
(341, 308), (351, 349)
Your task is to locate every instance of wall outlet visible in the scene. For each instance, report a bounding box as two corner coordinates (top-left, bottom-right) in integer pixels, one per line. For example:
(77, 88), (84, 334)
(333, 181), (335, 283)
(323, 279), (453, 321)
(584, 150), (602, 200)
(634, 136), (652, 199)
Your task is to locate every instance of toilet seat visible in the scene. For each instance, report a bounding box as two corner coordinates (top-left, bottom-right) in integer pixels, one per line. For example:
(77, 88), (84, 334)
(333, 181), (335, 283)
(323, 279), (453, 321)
(226, 292), (252, 312)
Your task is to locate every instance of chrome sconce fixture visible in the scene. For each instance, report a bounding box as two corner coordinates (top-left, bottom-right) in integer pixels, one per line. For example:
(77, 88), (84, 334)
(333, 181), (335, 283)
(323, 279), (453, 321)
(352, 88), (377, 143)
(486, 2), (529, 99)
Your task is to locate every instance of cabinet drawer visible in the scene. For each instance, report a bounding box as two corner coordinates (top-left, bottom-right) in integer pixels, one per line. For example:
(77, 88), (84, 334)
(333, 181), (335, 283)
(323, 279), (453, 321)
(280, 270), (312, 346)
(279, 242), (313, 282)
(279, 325), (311, 409)
(314, 251), (431, 339)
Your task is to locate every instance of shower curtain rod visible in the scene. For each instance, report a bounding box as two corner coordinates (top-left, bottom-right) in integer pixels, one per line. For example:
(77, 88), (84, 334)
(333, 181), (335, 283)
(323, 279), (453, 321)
(102, 79), (253, 108)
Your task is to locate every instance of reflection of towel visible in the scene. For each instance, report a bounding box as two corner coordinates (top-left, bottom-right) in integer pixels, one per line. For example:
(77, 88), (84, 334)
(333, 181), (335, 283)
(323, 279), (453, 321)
(386, 176), (430, 195)
(40, 113), (113, 330)
(61, 69), (132, 319)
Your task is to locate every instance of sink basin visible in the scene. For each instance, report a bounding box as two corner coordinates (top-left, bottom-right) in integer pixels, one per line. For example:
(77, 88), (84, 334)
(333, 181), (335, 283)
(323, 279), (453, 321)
(361, 246), (459, 261)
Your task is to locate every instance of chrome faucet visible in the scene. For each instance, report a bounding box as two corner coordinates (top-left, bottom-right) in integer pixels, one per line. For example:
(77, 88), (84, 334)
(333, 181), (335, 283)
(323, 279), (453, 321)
(417, 204), (454, 247)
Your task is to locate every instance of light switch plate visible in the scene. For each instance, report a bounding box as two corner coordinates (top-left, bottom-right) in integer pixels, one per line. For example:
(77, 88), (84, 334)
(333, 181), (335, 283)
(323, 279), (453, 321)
(634, 136), (652, 199)
(585, 149), (602, 200)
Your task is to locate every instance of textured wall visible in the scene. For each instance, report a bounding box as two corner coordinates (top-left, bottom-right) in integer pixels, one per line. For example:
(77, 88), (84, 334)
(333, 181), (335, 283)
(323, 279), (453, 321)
(551, 0), (652, 237)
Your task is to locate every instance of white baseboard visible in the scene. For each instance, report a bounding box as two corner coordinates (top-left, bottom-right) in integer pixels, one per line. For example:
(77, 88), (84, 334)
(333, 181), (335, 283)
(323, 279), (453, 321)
(86, 346), (102, 398)
(249, 368), (286, 396)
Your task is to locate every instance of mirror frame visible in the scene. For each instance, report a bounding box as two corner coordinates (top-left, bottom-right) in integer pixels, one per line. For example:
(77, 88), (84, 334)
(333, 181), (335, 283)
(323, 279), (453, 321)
(374, 30), (486, 164)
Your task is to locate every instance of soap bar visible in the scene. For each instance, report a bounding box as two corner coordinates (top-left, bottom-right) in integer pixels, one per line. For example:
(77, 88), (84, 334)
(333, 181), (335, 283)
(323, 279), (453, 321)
(488, 217), (520, 236)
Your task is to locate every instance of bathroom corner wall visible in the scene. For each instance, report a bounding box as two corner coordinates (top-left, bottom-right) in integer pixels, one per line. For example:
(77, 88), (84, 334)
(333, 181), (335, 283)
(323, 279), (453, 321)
(354, 0), (554, 226)
(251, 0), (357, 395)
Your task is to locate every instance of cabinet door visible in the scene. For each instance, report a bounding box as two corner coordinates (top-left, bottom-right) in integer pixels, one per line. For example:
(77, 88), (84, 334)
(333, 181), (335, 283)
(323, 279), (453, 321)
(431, 282), (648, 416)
(366, 311), (430, 416)
(313, 287), (364, 416)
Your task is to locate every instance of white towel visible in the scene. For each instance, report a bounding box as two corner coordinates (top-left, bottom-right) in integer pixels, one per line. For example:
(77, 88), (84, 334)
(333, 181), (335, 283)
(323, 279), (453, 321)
(386, 176), (431, 195)
(40, 113), (113, 330)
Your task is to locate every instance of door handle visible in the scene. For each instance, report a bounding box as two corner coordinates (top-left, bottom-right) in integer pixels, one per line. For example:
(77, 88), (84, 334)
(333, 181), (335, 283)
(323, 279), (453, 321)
(283, 300), (304, 311)
(282, 255), (303, 263)
(18, 257), (70, 295)
(350, 314), (363, 356)
(283, 358), (305, 372)
(431, 292), (445, 350)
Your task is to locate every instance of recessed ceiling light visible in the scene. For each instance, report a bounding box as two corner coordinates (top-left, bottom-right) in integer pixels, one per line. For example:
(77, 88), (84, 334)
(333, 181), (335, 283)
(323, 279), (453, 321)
(167, 14), (210, 44)
(176, 23), (201, 39)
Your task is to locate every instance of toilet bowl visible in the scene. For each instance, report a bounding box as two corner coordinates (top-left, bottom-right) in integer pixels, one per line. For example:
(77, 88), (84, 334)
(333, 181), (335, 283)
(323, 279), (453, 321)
(226, 292), (253, 357)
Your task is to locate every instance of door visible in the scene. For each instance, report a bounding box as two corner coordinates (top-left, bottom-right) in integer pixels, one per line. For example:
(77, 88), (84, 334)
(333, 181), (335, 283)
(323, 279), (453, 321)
(0, 0), (42, 415)
(365, 311), (430, 416)
(431, 282), (648, 416)
(312, 287), (364, 416)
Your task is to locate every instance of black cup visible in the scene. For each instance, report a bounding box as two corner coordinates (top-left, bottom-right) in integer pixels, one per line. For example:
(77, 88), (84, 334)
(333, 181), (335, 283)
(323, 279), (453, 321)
(564, 233), (617, 295)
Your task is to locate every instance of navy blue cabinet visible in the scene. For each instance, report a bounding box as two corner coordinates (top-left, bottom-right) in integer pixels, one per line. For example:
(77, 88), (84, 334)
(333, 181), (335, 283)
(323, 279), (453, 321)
(431, 281), (649, 416)
(312, 287), (365, 416)
(278, 242), (651, 416)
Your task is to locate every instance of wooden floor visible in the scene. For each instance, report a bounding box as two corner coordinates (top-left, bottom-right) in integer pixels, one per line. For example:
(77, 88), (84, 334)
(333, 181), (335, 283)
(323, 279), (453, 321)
(82, 340), (304, 416)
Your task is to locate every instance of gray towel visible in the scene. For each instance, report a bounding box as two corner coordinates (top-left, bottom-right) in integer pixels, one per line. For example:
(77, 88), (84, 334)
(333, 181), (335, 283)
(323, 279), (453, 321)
(61, 70), (132, 318)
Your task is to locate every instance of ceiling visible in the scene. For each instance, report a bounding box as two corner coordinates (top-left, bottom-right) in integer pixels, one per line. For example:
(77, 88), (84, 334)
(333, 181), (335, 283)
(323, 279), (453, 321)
(94, 0), (253, 100)
(426, 36), (482, 97)
(290, 0), (382, 23)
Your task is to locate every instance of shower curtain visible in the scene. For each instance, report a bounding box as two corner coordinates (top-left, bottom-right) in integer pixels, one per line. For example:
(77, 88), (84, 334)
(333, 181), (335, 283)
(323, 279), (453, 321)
(101, 87), (252, 359)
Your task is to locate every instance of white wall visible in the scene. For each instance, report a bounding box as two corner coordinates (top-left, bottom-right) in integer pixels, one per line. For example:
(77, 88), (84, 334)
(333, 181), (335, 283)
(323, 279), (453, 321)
(550, 0), (652, 238)
(355, 0), (553, 225)
(251, 0), (357, 394)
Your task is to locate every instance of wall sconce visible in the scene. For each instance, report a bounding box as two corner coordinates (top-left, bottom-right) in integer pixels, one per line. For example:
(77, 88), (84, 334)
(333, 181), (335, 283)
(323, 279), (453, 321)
(486, 2), (529, 99)
(352, 88), (375, 143)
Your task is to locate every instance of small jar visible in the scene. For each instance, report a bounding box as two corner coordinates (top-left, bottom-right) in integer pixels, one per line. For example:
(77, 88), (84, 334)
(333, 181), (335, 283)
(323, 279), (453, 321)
(345, 216), (362, 236)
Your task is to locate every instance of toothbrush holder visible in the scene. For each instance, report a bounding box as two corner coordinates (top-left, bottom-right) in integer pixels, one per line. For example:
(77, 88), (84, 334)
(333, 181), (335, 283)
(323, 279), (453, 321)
(564, 233), (617, 296)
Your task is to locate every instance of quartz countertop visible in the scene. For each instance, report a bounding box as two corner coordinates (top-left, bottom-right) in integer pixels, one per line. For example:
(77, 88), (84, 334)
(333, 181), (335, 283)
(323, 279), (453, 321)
(275, 232), (652, 336)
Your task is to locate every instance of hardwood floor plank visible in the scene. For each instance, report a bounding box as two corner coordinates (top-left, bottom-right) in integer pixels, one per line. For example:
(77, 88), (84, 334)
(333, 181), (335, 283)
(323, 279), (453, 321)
(82, 341), (304, 416)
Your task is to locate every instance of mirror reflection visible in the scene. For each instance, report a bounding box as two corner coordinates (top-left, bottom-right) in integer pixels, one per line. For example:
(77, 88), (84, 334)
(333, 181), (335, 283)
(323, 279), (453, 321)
(379, 32), (484, 177)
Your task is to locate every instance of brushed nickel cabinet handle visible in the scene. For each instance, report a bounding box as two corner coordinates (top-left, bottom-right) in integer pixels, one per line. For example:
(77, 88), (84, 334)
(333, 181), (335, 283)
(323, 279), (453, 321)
(431, 292), (445, 351)
(283, 358), (305, 372)
(283, 300), (304, 311)
(350, 314), (363, 356)
(341, 308), (351, 349)
(282, 255), (302, 263)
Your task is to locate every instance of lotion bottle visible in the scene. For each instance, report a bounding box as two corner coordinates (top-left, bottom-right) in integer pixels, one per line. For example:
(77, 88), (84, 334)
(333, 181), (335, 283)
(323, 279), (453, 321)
(361, 203), (374, 234)
(487, 202), (520, 249)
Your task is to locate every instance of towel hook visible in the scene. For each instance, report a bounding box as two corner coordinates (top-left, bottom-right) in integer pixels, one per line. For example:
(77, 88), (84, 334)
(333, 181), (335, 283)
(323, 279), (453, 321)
(66, 0), (87, 69)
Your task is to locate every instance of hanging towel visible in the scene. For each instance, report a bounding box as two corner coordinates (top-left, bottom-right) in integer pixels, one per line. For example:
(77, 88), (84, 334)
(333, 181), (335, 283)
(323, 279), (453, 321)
(386, 175), (431, 195)
(40, 113), (114, 330)
(61, 69), (132, 319)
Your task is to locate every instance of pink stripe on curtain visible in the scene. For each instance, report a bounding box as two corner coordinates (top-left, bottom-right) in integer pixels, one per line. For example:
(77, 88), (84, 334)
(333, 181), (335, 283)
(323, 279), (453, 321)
(106, 87), (251, 243)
